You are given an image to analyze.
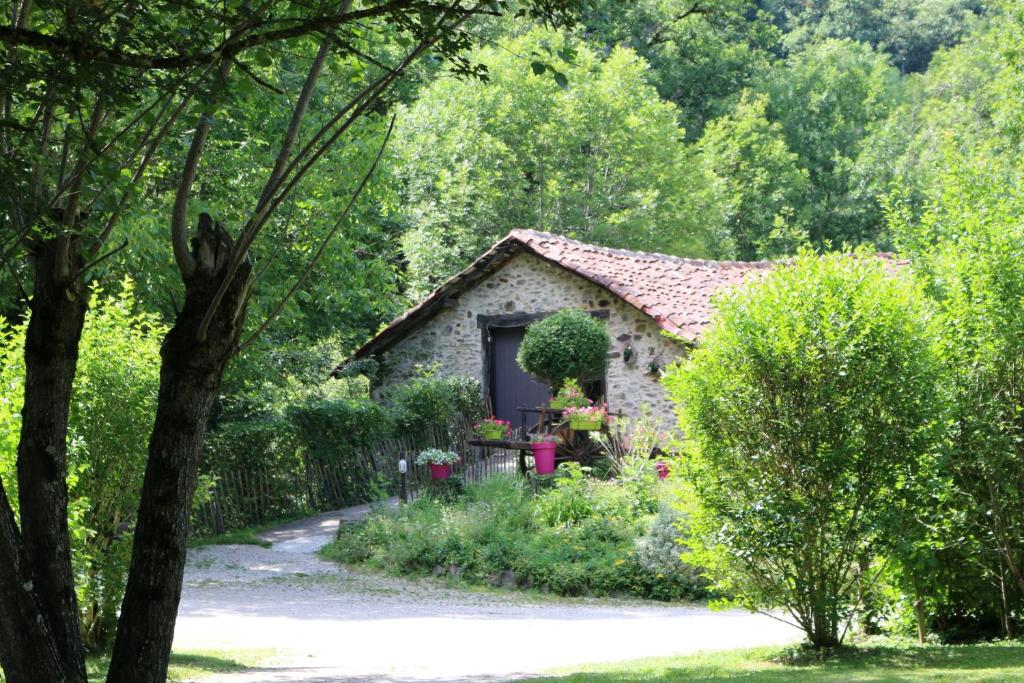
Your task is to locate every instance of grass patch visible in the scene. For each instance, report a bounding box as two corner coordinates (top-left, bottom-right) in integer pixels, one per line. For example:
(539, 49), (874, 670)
(538, 639), (1024, 681)
(83, 648), (274, 682)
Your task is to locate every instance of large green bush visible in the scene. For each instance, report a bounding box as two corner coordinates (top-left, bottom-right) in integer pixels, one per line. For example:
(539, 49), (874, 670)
(382, 366), (483, 435)
(517, 309), (610, 391)
(893, 146), (1024, 639)
(0, 280), (165, 651)
(325, 469), (710, 601)
(664, 250), (944, 648)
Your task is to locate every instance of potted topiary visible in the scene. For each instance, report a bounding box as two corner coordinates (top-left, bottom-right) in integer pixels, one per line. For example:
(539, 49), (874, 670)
(529, 434), (560, 475)
(473, 416), (511, 441)
(517, 309), (610, 395)
(549, 379), (590, 410)
(564, 404), (607, 431)
(416, 448), (460, 480)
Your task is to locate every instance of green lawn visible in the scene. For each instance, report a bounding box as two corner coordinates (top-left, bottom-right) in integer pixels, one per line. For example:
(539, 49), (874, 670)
(84, 648), (275, 682)
(539, 639), (1024, 682)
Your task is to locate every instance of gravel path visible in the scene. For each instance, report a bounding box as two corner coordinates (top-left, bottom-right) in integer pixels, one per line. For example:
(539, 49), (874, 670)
(174, 502), (801, 682)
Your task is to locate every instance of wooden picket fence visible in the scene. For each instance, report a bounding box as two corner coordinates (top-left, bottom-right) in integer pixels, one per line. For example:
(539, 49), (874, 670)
(191, 415), (524, 537)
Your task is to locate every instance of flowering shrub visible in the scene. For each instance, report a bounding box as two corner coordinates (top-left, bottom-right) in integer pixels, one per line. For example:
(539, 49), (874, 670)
(473, 417), (511, 439)
(550, 379), (590, 410)
(415, 448), (460, 466)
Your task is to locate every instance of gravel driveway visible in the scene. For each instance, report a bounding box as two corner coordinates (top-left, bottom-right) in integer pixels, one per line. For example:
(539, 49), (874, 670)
(174, 502), (801, 682)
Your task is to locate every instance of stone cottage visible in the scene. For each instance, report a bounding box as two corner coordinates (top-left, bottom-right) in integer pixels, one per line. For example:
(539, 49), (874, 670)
(341, 230), (775, 429)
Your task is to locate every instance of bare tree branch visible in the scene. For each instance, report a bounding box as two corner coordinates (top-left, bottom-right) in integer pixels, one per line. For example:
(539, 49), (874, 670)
(172, 61), (232, 279)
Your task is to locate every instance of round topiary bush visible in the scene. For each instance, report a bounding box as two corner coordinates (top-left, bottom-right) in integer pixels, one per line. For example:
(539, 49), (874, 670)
(516, 309), (610, 390)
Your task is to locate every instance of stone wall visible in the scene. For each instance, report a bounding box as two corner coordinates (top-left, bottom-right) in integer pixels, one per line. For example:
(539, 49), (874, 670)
(377, 252), (687, 426)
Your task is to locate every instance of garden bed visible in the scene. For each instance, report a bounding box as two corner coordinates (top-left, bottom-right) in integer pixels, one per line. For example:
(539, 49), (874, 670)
(320, 469), (709, 602)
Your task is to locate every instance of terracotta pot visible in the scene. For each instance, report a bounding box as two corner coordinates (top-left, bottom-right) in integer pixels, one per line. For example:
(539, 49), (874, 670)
(531, 442), (557, 475)
(428, 463), (452, 480)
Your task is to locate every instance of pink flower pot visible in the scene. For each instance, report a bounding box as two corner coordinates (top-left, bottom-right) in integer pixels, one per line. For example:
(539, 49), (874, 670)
(429, 463), (452, 480)
(531, 442), (557, 475)
(656, 461), (670, 480)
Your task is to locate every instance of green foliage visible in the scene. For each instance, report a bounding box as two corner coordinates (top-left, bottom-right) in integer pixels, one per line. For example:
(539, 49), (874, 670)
(697, 91), (810, 259)
(381, 366), (484, 434)
(517, 309), (610, 390)
(289, 399), (395, 458)
(581, 0), (781, 138)
(395, 27), (715, 295)
(759, 39), (905, 248)
(891, 129), (1024, 638)
(324, 472), (710, 601)
(0, 281), (165, 651)
(665, 250), (944, 648)
(762, 0), (985, 74)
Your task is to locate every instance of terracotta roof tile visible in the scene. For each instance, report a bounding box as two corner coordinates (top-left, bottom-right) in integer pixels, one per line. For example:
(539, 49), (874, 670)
(343, 229), (906, 365)
(510, 229), (773, 341)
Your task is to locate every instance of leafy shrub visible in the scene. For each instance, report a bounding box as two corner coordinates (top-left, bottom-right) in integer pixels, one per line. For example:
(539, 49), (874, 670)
(634, 507), (711, 602)
(664, 249), (944, 648)
(517, 309), (610, 390)
(323, 470), (706, 601)
(0, 280), (165, 651)
(288, 398), (394, 457)
(893, 149), (1024, 640)
(383, 366), (484, 435)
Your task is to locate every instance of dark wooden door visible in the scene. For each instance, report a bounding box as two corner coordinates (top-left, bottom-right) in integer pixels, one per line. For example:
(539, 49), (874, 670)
(490, 326), (550, 431)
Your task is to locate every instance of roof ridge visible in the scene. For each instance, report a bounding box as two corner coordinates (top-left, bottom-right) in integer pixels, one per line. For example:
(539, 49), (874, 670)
(508, 228), (776, 269)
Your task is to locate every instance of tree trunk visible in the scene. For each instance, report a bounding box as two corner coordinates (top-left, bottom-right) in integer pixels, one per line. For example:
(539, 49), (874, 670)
(9, 237), (88, 682)
(107, 214), (252, 683)
(0, 487), (70, 682)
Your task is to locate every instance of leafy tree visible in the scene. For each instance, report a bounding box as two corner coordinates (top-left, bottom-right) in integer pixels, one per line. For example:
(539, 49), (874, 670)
(665, 250), (943, 648)
(581, 0), (781, 138)
(762, 0), (985, 73)
(517, 309), (610, 392)
(697, 91), (809, 259)
(0, 2), (585, 680)
(759, 39), (904, 248)
(395, 28), (714, 295)
(856, 9), (1022, 226)
(892, 140), (1024, 638)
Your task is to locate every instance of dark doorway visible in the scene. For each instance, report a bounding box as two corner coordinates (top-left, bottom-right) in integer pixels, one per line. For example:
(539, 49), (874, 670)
(489, 326), (550, 431)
